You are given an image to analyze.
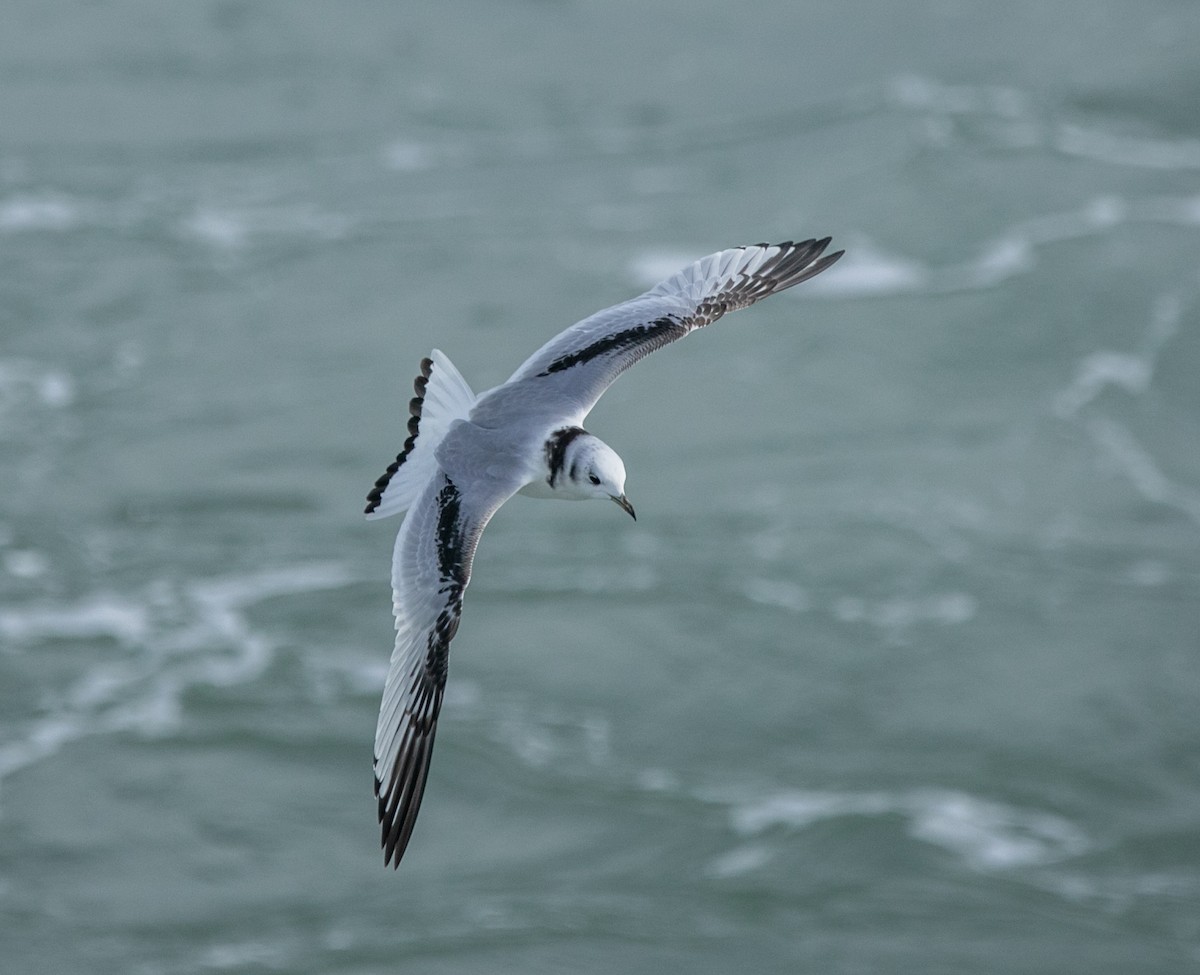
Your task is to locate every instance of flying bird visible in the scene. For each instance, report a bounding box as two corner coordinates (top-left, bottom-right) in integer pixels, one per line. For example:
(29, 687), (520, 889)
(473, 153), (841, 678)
(365, 238), (843, 866)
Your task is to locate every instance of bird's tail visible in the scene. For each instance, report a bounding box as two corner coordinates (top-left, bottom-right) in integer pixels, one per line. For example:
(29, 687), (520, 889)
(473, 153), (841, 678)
(364, 350), (476, 519)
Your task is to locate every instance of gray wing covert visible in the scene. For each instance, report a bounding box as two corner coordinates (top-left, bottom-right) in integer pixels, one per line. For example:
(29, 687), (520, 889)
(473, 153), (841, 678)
(500, 238), (842, 420)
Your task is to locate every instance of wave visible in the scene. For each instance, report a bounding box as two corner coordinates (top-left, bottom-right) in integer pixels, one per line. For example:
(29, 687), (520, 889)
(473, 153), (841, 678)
(1053, 290), (1200, 526)
(1085, 416), (1200, 526)
(717, 786), (1089, 873)
(485, 563), (658, 595)
(0, 187), (352, 255)
(1052, 289), (1180, 421)
(706, 784), (1197, 919)
(740, 577), (977, 630)
(831, 591), (978, 629)
(0, 193), (81, 232)
(0, 357), (75, 418)
(629, 193), (1199, 303)
(368, 75), (1200, 180)
(0, 593), (150, 646)
(890, 73), (1200, 173)
(1055, 124), (1200, 172)
(179, 202), (351, 251)
(0, 562), (355, 795)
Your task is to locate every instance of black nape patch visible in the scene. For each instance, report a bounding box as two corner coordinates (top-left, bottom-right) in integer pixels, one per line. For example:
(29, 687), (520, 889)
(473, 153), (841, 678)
(544, 425), (587, 488)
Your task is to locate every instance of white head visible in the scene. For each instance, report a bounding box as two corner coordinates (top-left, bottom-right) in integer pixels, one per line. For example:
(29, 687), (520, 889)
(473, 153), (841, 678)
(546, 427), (636, 518)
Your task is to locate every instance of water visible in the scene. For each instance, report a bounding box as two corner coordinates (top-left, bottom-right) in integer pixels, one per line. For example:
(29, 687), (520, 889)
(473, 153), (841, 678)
(3, 1), (1200, 972)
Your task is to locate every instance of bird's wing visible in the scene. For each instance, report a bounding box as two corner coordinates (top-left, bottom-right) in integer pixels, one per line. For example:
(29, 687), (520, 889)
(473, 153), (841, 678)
(494, 238), (842, 422)
(373, 466), (515, 867)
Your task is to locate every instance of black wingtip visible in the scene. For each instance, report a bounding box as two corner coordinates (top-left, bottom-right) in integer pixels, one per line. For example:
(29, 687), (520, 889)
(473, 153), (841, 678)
(376, 708), (443, 870)
(760, 237), (843, 293)
(813, 248), (845, 273)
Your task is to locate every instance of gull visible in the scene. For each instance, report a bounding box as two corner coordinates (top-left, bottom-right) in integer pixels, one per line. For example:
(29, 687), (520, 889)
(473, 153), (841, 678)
(364, 237), (843, 867)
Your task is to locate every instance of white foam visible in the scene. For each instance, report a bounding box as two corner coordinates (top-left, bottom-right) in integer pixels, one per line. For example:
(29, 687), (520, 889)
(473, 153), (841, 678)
(934, 235), (1035, 291)
(1054, 293), (1181, 418)
(492, 704), (613, 771)
(838, 192), (1200, 298)
(0, 563), (356, 797)
(804, 242), (929, 297)
(741, 577), (810, 613)
(490, 563), (657, 594)
(312, 655), (389, 697)
(1054, 351), (1154, 419)
(0, 713), (85, 779)
(2, 549), (50, 579)
(38, 371), (74, 407)
(637, 767), (680, 792)
(1036, 868), (1200, 914)
(187, 562), (354, 612)
(1050, 291), (1198, 523)
(886, 73), (1200, 175)
(705, 843), (773, 879)
(181, 207), (248, 249)
(809, 236), (1033, 298)
(382, 140), (436, 172)
(831, 591), (977, 630)
(1055, 124), (1200, 171)
(888, 75), (1029, 120)
(764, 191), (1200, 302)
(731, 789), (894, 834)
(728, 787), (1088, 871)
(0, 193), (79, 232)
(169, 563), (356, 689)
(200, 940), (288, 970)
(180, 204), (350, 252)
(500, 716), (555, 768)
(1135, 193), (1200, 226)
(0, 595), (150, 646)
(0, 359), (76, 421)
(905, 789), (1089, 869)
(1087, 417), (1200, 525)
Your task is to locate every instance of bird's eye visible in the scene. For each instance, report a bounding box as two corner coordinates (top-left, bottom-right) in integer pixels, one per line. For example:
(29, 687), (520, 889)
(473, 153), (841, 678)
(588, 474), (601, 485)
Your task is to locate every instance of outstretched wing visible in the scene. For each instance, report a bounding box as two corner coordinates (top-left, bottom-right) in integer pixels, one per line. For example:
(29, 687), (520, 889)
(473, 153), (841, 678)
(372, 237), (841, 866)
(373, 468), (513, 867)
(490, 238), (842, 423)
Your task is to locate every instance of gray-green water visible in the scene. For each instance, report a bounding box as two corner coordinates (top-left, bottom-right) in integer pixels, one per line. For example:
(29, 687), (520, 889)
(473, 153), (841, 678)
(3, 2), (1200, 972)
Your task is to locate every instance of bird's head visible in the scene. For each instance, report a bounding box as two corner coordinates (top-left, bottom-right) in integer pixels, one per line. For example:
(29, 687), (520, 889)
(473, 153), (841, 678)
(558, 431), (636, 519)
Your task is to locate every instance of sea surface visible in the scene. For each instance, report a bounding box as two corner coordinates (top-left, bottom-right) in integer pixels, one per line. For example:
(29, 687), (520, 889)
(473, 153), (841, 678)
(2, 2), (1199, 972)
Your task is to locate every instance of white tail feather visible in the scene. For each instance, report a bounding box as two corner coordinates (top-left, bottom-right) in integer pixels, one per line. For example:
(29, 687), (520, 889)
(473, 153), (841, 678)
(364, 350), (476, 520)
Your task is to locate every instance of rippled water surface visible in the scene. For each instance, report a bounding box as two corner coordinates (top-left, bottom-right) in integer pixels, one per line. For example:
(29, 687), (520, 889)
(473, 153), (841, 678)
(3, 2), (1200, 972)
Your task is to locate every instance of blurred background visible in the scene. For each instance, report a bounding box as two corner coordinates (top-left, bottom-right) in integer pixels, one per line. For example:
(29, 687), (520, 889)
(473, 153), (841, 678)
(2, 1), (1199, 972)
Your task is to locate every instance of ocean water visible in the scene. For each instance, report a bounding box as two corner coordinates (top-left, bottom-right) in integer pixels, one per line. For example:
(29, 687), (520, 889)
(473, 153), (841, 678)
(2, 1), (1200, 972)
